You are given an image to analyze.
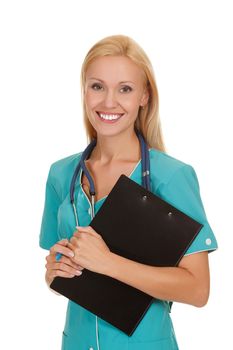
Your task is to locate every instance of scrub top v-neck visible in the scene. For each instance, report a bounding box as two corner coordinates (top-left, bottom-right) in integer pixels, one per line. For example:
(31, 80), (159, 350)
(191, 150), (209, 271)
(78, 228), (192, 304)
(39, 148), (218, 350)
(79, 155), (144, 213)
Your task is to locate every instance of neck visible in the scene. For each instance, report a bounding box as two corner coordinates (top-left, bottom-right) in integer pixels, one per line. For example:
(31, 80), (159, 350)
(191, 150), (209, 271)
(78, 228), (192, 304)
(91, 128), (141, 165)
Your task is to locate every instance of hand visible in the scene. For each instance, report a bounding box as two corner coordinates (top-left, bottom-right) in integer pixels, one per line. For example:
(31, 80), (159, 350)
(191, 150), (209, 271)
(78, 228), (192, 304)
(45, 239), (84, 287)
(67, 226), (112, 275)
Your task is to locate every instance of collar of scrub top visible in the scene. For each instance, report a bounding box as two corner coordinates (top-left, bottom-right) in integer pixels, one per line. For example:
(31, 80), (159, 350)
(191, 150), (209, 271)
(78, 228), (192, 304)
(69, 128), (151, 216)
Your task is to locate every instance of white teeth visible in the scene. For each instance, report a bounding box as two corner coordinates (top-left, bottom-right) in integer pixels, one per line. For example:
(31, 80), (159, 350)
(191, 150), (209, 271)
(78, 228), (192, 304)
(99, 113), (123, 120)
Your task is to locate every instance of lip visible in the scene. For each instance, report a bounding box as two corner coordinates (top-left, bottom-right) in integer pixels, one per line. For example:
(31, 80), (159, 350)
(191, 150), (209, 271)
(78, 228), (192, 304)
(96, 111), (124, 124)
(97, 111), (124, 116)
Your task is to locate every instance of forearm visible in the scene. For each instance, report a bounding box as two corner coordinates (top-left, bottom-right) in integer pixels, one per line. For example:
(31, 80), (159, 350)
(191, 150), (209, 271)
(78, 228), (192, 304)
(104, 252), (206, 307)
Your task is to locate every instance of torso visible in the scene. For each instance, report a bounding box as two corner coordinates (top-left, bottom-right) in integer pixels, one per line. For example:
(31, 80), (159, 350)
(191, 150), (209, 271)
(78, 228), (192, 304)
(81, 158), (140, 203)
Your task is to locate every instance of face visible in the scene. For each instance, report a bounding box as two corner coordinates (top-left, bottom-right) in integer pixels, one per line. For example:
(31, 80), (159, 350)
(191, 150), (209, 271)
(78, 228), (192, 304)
(84, 56), (149, 137)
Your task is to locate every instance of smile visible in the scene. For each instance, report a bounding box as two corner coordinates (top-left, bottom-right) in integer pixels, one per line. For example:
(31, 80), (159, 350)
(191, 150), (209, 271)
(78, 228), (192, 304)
(96, 111), (124, 122)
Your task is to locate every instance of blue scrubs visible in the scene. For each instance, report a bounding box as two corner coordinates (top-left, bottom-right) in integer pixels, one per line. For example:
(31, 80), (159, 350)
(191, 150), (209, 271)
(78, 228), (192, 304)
(39, 148), (218, 350)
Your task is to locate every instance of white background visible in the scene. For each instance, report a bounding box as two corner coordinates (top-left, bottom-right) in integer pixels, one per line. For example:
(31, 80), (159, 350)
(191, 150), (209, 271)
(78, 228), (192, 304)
(0, 1), (232, 349)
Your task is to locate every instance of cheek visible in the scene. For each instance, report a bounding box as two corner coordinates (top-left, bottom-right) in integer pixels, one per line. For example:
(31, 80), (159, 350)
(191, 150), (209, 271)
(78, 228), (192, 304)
(121, 95), (141, 112)
(85, 91), (103, 109)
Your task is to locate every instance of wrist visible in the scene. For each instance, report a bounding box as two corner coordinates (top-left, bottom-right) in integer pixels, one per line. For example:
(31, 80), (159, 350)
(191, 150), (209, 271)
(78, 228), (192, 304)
(103, 251), (121, 278)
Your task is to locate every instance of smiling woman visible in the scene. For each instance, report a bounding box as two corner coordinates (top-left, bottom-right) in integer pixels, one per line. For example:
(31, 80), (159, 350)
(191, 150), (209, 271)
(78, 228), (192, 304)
(39, 34), (218, 350)
(80, 35), (164, 152)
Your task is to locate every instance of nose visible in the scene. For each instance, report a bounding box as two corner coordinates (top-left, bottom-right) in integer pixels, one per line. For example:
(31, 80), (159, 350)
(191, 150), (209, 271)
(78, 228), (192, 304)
(103, 89), (118, 109)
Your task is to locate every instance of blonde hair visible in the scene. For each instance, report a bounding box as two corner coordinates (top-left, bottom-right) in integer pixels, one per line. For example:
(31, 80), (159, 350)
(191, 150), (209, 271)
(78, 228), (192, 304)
(80, 34), (166, 152)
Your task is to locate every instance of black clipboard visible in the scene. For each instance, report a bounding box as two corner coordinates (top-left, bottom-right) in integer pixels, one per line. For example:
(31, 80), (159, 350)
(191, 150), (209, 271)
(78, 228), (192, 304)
(50, 175), (203, 336)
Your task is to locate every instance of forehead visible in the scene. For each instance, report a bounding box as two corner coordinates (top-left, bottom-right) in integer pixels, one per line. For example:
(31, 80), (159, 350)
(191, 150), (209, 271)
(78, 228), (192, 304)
(85, 56), (144, 84)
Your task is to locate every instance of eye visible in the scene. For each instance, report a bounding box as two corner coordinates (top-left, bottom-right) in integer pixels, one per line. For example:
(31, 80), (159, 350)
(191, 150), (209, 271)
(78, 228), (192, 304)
(120, 86), (132, 93)
(91, 83), (103, 91)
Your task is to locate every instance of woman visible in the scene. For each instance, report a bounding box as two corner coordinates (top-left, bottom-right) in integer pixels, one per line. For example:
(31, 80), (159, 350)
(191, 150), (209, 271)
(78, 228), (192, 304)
(40, 35), (218, 350)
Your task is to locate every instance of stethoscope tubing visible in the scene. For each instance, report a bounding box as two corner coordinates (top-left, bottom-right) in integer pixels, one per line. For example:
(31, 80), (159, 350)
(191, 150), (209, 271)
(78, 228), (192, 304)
(70, 129), (151, 219)
(56, 130), (150, 262)
(70, 139), (97, 204)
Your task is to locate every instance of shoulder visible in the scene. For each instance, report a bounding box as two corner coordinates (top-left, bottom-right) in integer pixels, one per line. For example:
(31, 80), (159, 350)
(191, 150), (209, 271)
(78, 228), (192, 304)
(49, 152), (82, 178)
(47, 152), (82, 198)
(149, 149), (218, 255)
(149, 148), (196, 188)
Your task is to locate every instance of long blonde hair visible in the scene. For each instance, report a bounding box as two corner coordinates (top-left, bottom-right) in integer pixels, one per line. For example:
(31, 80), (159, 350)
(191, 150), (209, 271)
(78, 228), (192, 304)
(80, 34), (166, 152)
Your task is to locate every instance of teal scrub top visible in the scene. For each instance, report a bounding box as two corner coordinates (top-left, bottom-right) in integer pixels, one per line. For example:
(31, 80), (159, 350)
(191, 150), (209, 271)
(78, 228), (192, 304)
(39, 148), (218, 350)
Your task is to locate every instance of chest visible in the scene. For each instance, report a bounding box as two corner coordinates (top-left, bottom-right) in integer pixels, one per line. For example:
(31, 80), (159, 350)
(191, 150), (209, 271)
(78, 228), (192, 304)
(81, 160), (140, 203)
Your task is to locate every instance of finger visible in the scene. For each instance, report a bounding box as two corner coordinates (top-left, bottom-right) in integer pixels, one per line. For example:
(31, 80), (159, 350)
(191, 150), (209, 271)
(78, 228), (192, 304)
(76, 226), (92, 233)
(50, 242), (75, 258)
(70, 236), (79, 246)
(73, 231), (87, 239)
(74, 230), (97, 240)
(51, 270), (76, 279)
(77, 226), (102, 238)
(46, 262), (82, 276)
(73, 232), (83, 240)
(67, 242), (77, 251)
(56, 262), (83, 276)
(48, 239), (69, 260)
(58, 239), (69, 245)
(55, 238), (70, 248)
(59, 255), (84, 270)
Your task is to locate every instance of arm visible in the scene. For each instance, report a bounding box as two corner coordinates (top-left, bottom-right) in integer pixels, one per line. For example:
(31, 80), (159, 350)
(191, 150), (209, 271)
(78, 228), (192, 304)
(69, 221), (211, 308)
(69, 164), (216, 307)
(69, 226), (210, 307)
(103, 250), (210, 307)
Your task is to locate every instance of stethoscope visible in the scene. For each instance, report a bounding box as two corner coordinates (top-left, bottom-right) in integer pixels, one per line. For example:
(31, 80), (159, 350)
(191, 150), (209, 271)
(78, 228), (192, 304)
(65, 129), (151, 350)
(70, 128), (151, 226)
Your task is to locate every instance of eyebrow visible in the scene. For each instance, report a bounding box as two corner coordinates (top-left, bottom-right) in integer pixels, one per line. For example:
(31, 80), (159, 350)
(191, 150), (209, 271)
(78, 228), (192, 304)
(88, 77), (135, 85)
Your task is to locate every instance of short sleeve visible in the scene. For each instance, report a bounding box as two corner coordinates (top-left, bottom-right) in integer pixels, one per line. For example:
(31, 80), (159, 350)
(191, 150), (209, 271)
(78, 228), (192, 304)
(157, 164), (218, 256)
(39, 165), (61, 250)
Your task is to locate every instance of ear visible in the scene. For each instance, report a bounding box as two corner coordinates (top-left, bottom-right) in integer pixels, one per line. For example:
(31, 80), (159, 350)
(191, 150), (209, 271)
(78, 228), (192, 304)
(140, 87), (150, 108)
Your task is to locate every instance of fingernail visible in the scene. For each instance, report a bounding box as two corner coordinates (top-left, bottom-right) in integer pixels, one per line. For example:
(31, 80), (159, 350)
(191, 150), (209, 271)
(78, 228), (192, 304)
(69, 251), (75, 257)
(76, 270), (82, 276)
